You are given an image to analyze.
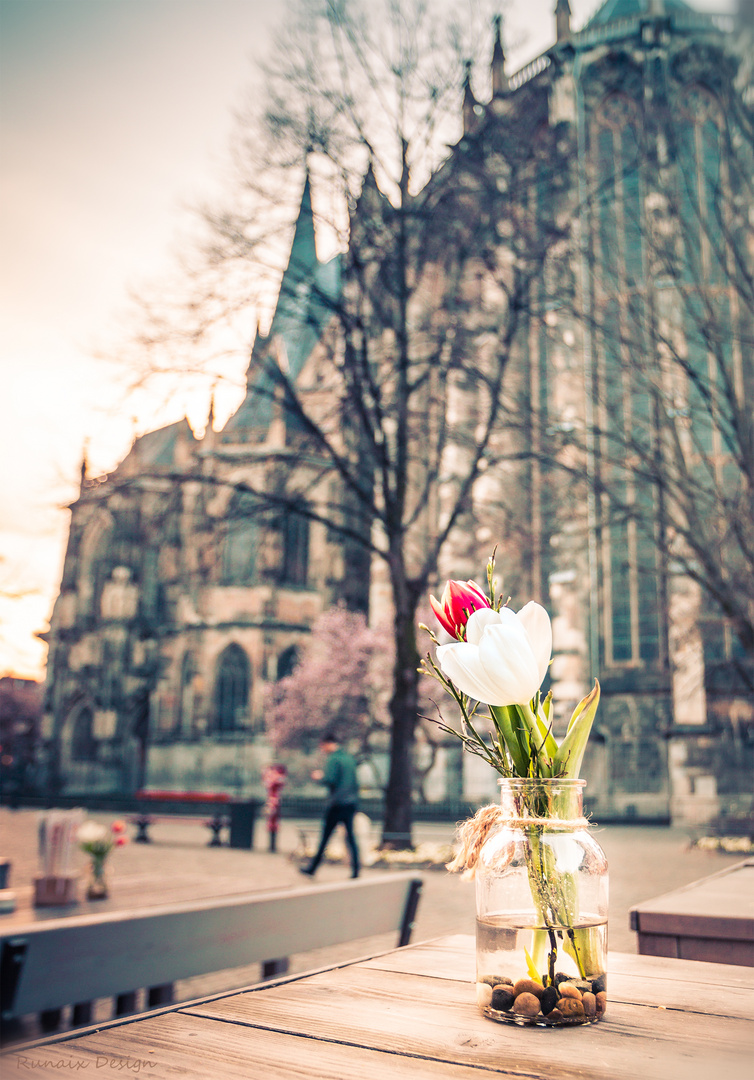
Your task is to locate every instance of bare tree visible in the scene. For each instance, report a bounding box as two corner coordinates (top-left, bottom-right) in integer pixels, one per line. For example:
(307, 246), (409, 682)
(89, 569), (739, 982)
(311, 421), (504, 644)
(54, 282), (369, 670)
(122, 0), (571, 844)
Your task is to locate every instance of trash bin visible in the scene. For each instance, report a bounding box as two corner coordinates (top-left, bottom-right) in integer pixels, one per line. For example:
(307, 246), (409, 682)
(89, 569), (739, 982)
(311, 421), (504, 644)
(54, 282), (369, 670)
(229, 800), (258, 849)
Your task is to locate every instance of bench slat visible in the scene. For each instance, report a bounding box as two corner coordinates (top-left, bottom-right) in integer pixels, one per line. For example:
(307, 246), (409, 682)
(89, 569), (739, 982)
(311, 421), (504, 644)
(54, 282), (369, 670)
(1, 872), (422, 1019)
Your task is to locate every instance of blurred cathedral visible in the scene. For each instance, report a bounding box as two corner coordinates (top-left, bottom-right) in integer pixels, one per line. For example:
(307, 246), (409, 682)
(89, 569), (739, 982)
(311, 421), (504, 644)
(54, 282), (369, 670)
(43, 0), (752, 824)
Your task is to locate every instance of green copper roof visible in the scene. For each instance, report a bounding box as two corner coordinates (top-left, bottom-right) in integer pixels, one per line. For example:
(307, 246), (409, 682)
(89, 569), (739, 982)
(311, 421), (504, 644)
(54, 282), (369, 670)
(583, 0), (693, 28)
(122, 418), (194, 468)
(223, 174), (341, 440)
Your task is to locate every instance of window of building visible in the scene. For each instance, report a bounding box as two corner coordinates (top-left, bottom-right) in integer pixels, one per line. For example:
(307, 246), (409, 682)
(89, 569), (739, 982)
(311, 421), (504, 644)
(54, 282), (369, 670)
(281, 510), (309, 587)
(677, 87), (725, 284)
(277, 645), (299, 680)
(70, 706), (97, 761)
(677, 90), (728, 466)
(212, 644), (251, 732)
(221, 518), (259, 585)
(593, 94), (661, 667)
(78, 520), (113, 619)
(177, 651), (196, 736)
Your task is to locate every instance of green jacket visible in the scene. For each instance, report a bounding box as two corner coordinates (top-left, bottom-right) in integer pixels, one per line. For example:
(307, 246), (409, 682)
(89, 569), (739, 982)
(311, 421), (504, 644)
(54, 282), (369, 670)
(322, 747), (359, 807)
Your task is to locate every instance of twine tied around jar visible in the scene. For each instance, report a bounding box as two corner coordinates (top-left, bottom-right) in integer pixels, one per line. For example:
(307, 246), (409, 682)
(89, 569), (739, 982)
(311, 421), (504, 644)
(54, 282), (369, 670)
(447, 803), (592, 877)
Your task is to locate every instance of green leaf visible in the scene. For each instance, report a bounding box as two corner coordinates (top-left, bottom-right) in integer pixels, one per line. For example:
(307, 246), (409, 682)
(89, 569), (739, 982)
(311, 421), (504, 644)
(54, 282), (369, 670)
(552, 680), (601, 779)
(564, 925), (605, 979)
(524, 945), (544, 985)
(541, 690), (553, 722)
(533, 707), (558, 766)
(517, 703), (556, 775)
(490, 704), (529, 776)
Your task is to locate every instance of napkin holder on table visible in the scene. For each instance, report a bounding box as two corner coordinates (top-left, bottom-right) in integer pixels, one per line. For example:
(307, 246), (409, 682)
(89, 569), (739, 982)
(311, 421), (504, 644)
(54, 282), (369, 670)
(33, 874), (79, 907)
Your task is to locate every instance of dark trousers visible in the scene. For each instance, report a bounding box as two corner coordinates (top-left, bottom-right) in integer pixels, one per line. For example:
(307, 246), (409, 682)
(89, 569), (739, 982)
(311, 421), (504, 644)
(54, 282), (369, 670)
(307, 803), (360, 877)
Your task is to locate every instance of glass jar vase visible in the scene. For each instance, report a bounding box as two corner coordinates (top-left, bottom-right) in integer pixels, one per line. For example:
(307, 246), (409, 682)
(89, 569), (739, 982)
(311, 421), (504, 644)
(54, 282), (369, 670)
(475, 778), (608, 1026)
(85, 857), (109, 901)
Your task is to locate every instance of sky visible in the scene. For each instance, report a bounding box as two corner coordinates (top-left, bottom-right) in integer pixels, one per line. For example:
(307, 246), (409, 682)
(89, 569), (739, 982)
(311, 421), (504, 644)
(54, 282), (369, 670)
(0, 0), (735, 682)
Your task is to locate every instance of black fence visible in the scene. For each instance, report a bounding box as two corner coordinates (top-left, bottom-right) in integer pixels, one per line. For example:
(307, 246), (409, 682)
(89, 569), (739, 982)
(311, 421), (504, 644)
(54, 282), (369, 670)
(0, 791), (669, 825)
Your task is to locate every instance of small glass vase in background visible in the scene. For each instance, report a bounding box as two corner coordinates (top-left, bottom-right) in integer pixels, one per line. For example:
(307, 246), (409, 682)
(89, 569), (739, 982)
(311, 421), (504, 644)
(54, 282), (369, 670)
(86, 856), (109, 900)
(475, 778), (608, 1026)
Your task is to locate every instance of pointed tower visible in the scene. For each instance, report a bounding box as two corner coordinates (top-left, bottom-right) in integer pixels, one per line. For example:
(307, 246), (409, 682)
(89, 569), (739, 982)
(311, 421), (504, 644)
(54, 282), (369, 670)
(245, 318), (269, 389)
(351, 157), (388, 256)
(355, 156), (384, 224)
(202, 390), (216, 452)
(286, 166), (317, 285)
(491, 15), (508, 98)
(462, 61), (480, 135)
(359, 157), (380, 204)
(555, 0), (572, 42)
(79, 443), (88, 494)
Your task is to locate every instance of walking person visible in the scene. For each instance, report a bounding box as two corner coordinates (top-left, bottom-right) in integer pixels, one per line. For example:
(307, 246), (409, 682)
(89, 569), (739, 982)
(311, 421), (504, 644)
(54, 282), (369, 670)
(301, 733), (360, 878)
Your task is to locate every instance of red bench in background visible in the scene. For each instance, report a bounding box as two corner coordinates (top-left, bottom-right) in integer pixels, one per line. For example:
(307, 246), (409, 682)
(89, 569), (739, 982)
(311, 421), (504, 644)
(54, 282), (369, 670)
(131, 791), (257, 848)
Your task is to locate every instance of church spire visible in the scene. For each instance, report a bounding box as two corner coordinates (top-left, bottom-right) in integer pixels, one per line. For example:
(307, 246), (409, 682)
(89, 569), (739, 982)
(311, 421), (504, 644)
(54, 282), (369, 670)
(462, 61), (480, 135)
(287, 164), (317, 281)
(491, 15), (507, 98)
(357, 155), (381, 210)
(555, 0), (572, 42)
(79, 442), (88, 493)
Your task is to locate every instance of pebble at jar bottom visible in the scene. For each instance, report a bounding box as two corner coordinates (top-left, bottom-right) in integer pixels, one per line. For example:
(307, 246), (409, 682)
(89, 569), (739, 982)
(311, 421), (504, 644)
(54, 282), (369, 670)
(476, 914), (608, 1025)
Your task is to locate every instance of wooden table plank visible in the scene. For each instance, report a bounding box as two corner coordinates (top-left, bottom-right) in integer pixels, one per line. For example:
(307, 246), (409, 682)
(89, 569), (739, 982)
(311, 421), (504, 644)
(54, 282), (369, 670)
(179, 963), (753, 1080)
(2, 873), (287, 931)
(362, 934), (476, 981)
(0, 1011), (527, 1080)
(4, 937), (753, 1080)
(361, 934), (754, 993)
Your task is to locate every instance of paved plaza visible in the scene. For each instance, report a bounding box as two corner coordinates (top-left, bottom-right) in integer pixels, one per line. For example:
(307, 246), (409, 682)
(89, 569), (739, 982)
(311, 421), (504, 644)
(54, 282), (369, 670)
(0, 807), (745, 1040)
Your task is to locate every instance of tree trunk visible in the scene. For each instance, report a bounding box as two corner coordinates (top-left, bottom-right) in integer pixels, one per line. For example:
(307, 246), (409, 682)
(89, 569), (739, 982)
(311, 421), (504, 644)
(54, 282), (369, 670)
(381, 567), (420, 849)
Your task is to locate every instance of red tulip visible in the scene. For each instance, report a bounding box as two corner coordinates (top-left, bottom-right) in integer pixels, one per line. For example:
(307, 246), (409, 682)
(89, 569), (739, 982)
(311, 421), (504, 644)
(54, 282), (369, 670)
(430, 579), (491, 640)
(111, 820), (126, 834)
(115, 836), (128, 847)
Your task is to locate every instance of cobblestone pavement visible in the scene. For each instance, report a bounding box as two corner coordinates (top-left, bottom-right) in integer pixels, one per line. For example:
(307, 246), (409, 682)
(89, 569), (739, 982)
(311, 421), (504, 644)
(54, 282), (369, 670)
(0, 807), (744, 1042)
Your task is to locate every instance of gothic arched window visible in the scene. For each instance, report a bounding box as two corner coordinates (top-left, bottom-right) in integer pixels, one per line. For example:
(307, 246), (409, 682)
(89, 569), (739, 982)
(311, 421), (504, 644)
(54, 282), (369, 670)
(78, 518), (113, 620)
(676, 86), (725, 284)
(592, 93), (661, 668)
(222, 518), (259, 585)
(277, 645), (299, 680)
(177, 651), (196, 736)
(281, 509), (309, 587)
(70, 706), (97, 761)
(675, 87), (727, 464)
(212, 644), (251, 732)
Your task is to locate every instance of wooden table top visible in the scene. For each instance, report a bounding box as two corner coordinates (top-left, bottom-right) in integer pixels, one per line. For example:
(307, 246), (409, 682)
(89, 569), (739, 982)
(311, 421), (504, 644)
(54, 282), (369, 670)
(2, 872), (284, 931)
(5, 934), (753, 1080)
(631, 857), (754, 937)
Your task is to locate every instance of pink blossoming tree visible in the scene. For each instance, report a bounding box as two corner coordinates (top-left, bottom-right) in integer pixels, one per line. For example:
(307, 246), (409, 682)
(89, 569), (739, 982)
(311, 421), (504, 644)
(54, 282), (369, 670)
(266, 604), (441, 799)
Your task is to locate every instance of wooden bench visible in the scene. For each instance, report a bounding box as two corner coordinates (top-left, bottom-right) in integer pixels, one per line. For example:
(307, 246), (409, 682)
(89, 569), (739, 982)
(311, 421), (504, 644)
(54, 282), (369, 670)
(130, 791), (258, 848)
(0, 871), (423, 1035)
(630, 857), (754, 966)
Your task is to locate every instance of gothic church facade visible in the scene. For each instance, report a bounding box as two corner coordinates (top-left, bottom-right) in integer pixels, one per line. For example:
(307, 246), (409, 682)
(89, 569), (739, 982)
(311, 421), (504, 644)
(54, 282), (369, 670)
(43, 0), (753, 824)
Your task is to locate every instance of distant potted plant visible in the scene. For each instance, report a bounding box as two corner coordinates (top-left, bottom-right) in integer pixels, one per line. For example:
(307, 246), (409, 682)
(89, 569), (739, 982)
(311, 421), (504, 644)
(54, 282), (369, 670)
(422, 552), (608, 1027)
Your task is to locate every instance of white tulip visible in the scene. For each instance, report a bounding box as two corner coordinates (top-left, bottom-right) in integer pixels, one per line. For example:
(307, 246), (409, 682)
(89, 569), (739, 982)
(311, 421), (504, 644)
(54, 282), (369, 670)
(436, 602), (552, 706)
(77, 821), (108, 844)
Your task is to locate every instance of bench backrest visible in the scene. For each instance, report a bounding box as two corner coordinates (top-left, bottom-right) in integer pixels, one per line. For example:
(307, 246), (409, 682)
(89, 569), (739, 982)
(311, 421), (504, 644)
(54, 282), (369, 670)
(1, 872), (422, 1019)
